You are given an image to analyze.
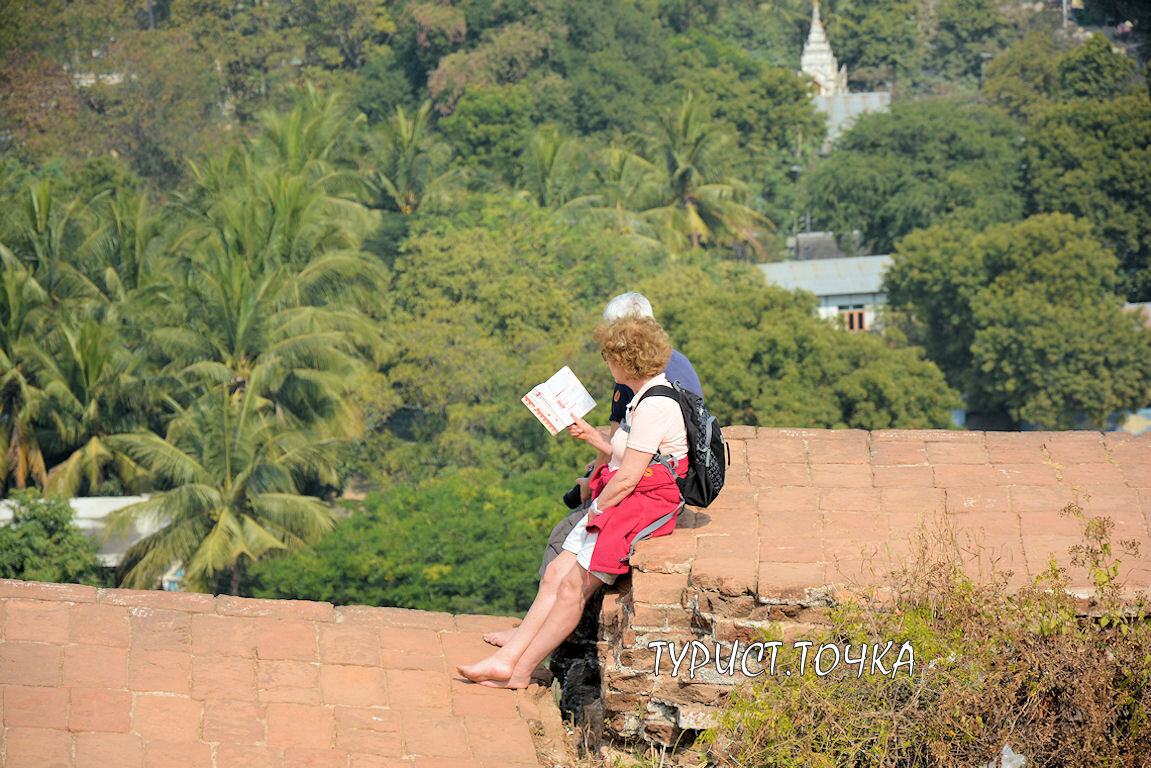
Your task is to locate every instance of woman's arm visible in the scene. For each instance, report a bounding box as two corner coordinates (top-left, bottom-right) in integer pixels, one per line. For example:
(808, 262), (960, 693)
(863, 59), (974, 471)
(592, 446), (654, 513)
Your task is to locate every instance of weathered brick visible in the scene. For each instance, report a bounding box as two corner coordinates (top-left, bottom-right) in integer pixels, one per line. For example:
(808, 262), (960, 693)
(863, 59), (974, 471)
(253, 617), (318, 661)
(696, 534), (757, 559)
(98, 588), (215, 613)
(819, 488), (880, 513)
(945, 487), (1011, 514)
(379, 626), (441, 655)
(629, 534), (694, 574)
(880, 487), (946, 515)
(926, 442), (988, 464)
(335, 726), (404, 756)
(75, 732), (143, 768)
(127, 650), (189, 694)
(216, 745), (279, 768)
(258, 659), (321, 704)
(70, 603), (130, 647)
(631, 572), (688, 605)
(873, 429), (982, 442)
(933, 463), (999, 487)
(629, 602), (669, 628)
(872, 464), (934, 487)
(69, 688), (131, 733)
(131, 693), (203, 742)
(690, 557), (757, 597)
(749, 463), (810, 486)
(144, 741), (214, 768)
(5, 599), (70, 643)
(1, 641), (61, 686)
(1043, 433), (1108, 465)
(5, 726), (73, 767)
(618, 647), (658, 670)
(375, 606), (455, 630)
(283, 747), (350, 768)
(757, 562), (828, 602)
(400, 710), (471, 758)
(450, 687), (520, 719)
(191, 655), (257, 701)
(811, 464), (873, 488)
(1010, 485), (1076, 514)
(989, 464), (1060, 486)
(267, 701), (336, 747)
(4, 684), (68, 728)
(823, 510), (884, 539)
(0, 580), (97, 602)
(129, 607), (191, 652)
(202, 699), (267, 743)
(604, 690), (646, 710)
(759, 537), (822, 564)
(607, 670), (656, 694)
(1120, 462), (1151, 488)
(63, 645), (127, 689)
(216, 595), (335, 622)
(320, 664), (389, 707)
(806, 438), (869, 464)
(744, 437), (804, 463)
(191, 613), (257, 657)
(465, 716), (539, 764)
(869, 441), (928, 465)
(1061, 463), (1126, 488)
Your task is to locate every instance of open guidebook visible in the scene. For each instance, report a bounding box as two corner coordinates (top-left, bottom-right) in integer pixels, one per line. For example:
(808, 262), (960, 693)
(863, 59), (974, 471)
(522, 366), (596, 436)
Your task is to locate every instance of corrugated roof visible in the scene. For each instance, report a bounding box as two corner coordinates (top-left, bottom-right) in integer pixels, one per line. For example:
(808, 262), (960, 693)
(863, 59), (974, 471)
(813, 92), (891, 147)
(759, 254), (893, 297)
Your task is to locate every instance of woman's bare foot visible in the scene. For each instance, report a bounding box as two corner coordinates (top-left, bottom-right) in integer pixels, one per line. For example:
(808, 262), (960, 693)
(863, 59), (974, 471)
(457, 657), (514, 683)
(477, 672), (533, 689)
(482, 627), (517, 647)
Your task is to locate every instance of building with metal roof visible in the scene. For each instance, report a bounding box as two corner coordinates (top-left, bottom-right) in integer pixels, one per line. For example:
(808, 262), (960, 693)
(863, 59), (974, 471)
(759, 254), (893, 331)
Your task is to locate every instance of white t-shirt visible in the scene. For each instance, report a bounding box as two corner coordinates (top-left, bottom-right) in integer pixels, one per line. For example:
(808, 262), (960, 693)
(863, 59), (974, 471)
(607, 373), (688, 470)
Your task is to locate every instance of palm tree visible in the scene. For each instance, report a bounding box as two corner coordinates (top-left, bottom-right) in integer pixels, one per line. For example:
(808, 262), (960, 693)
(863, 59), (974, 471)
(34, 319), (146, 497)
(3, 180), (104, 304)
(253, 81), (364, 179)
(108, 383), (340, 593)
(642, 95), (768, 255)
(516, 127), (592, 209)
(362, 101), (462, 215)
(160, 156), (387, 435)
(0, 246), (50, 492)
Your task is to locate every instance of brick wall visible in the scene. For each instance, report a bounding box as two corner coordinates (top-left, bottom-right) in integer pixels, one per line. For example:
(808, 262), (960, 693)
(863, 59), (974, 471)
(594, 428), (1151, 745)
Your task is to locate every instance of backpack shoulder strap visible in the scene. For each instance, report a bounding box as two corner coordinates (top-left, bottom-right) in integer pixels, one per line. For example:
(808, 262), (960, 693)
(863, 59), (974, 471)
(636, 384), (678, 405)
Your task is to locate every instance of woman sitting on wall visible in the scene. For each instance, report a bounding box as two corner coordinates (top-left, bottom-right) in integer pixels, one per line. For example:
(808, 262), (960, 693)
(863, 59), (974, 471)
(458, 315), (688, 688)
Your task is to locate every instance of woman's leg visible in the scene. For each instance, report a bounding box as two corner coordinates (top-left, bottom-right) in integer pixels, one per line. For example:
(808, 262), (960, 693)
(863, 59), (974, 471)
(477, 563), (604, 689)
(457, 550), (581, 682)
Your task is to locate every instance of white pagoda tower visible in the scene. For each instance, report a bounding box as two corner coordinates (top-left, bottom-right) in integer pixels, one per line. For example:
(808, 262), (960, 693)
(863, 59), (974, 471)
(800, 0), (848, 96)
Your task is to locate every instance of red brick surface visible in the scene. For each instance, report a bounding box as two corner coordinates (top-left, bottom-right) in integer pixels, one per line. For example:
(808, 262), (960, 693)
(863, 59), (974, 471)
(6, 427), (1150, 760)
(0, 582), (539, 767)
(604, 427), (1151, 745)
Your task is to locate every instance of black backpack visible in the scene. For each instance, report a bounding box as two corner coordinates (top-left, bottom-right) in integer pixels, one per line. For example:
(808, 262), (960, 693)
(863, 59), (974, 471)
(636, 382), (728, 507)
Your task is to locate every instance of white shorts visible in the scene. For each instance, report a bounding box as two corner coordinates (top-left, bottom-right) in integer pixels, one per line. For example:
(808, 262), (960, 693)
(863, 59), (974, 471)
(560, 514), (619, 585)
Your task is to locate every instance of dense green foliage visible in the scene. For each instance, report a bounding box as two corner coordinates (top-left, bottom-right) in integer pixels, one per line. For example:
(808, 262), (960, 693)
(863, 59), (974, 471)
(886, 214), (1151, 427)
(801, 99), (1025, 255)
(245, 469), (559, 613)
(0, 490), (109, 586)
(1, 0), (1148, 611)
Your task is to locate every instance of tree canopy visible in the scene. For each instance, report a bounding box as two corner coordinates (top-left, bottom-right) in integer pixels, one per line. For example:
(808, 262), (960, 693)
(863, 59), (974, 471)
(886, 214), (1151, 427)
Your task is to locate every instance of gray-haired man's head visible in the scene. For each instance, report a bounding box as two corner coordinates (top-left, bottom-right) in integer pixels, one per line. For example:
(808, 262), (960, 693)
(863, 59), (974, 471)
(602, 292), (654, 322)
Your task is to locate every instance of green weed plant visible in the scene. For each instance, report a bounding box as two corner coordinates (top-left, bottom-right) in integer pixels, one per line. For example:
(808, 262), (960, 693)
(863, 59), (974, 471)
(704, 510), (1151, 767)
